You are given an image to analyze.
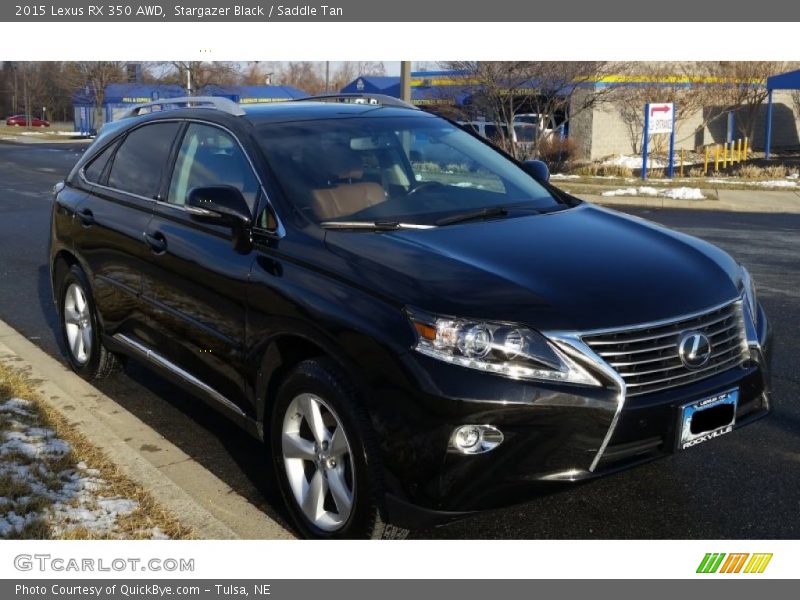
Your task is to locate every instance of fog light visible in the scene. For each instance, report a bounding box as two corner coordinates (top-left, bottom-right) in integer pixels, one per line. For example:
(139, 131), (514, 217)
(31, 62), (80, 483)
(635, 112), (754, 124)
(449, 425), (504, 455)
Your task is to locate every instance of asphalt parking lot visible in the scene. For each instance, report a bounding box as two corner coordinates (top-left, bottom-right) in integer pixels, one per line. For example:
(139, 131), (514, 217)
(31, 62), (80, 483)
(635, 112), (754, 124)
(1, 140), (798, 539)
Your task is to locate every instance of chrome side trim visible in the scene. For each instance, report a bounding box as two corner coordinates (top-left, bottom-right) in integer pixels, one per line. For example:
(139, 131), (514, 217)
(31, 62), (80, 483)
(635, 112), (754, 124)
(546, 332), (627, 472)
(113, 334), (246, 418)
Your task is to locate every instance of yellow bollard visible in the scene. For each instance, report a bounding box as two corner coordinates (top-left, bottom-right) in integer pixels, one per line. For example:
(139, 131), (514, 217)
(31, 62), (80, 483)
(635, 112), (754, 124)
(722, 143), (728, 169)
(744, 137), (749, 160)
(731, 140), (737, 165)
(736, 139), (741, 163)
(714, 145), (720, 171)
(704, 146), (709, 175)
(680, 149), (684, 177)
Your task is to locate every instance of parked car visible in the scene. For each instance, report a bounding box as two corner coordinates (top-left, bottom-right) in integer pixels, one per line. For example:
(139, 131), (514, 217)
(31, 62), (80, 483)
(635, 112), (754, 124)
(458, 119), (537, 146)
(6, 114), (50, 127)
(50, 94), (771, 539)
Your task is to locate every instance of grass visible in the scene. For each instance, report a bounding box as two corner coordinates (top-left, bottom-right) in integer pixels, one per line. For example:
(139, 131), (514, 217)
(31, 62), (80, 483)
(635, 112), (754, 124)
(0, 123), (87, 142)
(0, 361), (192, 540)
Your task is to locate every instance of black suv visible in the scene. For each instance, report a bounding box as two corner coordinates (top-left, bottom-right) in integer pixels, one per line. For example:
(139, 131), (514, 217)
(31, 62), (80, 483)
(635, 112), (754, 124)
(50, 95), (771, 539)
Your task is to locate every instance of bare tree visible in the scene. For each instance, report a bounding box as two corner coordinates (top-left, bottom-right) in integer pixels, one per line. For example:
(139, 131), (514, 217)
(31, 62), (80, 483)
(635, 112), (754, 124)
(275, 62), (325, 94)
(353, 61), (386, 76)
(612, 63), (717, 154)
(792, 90), (800, 124)
(239, 61), (283, 86)
(710, 61), (790, 141)
(441, 61), (623, 158)
(60, 62), (127, 125)
(158, 62), (240, 93)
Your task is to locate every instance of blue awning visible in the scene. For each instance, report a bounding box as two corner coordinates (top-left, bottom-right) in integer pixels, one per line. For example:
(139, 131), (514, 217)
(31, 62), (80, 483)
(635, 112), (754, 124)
(767, 68), (800, 91)
(103, 84), (186, 105)
(200, 84), (307, 103)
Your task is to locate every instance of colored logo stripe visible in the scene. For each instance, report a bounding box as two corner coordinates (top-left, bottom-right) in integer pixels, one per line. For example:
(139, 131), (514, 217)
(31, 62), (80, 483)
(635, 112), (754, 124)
(744, 554), (773, 574)
(697, 553), (726, 573)
(697, 553), (773, 574)
(720, 553), (749, 573)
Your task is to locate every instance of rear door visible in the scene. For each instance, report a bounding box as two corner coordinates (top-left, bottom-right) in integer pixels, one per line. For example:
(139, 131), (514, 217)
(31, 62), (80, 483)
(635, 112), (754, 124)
(140, 121), (261, 413)
(73, 121), (181, 339)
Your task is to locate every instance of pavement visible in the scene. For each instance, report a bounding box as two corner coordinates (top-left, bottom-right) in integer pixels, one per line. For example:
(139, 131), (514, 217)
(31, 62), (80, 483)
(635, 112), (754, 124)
(1, 140), (799, 539)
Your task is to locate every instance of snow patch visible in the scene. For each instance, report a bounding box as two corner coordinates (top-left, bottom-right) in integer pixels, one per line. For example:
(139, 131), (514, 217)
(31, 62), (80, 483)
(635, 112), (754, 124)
(755, 180), (798, 188)
(603, 155), (661, 169)
(602, 186), (705, 200)
(0, 397), (166, 539)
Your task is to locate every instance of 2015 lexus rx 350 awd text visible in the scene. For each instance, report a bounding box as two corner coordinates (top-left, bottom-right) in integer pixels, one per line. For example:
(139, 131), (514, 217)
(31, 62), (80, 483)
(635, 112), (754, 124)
(49, 95), (771, 539)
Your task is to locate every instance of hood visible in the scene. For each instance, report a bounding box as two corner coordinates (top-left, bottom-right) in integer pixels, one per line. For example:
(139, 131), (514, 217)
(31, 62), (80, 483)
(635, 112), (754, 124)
(323, 204), (742, 332)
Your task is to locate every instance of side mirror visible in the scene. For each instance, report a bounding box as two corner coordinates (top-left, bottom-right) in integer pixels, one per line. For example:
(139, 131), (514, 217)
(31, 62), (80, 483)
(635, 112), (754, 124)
(186, 186), (252, 229)
(523, 159), (550, 183)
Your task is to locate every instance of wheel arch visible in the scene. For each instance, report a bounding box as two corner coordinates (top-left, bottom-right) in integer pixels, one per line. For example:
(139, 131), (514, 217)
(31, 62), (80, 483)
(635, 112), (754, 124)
(51, 250), (81, 304)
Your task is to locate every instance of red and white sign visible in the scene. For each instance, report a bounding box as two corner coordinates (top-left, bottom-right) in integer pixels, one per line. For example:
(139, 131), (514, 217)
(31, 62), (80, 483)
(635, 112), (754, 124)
(647, 103), (674, 134)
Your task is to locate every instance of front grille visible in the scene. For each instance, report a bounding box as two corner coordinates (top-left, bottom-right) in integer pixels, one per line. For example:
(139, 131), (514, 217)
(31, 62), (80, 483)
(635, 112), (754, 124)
(582, 299), (748, 398)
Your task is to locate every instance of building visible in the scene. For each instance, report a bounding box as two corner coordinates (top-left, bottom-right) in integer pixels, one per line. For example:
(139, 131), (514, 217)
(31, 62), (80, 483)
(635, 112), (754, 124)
(199, 84), (307, 104)
(342, 69), (800, 160)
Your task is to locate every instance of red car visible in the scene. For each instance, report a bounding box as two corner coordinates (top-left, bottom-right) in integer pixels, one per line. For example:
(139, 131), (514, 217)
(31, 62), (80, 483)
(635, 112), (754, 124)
(5, 115), (50, 127)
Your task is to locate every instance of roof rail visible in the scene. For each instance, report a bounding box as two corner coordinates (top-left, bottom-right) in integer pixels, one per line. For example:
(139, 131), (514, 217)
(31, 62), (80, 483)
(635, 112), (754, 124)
(120, 96), (247, 120)
(294, 93), (419, 110)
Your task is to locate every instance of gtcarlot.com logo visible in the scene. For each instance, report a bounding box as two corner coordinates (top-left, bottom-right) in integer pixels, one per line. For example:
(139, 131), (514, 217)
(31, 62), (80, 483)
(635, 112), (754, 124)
(697, 553), (773, 574)
(14, 554), (195, 573)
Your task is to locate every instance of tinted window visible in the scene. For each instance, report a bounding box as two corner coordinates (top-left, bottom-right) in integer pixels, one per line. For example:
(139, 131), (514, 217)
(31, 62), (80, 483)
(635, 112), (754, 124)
(256, 117), (563, 225)
(107, 122), (180, 198)
(83, 142), (117, 184)
(167, 123), (259, 211)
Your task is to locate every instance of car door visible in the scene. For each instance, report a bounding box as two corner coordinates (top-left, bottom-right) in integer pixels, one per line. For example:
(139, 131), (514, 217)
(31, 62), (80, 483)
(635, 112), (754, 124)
(73, 121), (181, 339)
(139, 121), (260, 414)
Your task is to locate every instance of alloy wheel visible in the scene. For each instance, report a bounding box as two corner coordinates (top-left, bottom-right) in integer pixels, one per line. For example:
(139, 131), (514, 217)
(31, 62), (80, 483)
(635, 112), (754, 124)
(63, 282), (92, 365)
(281, 393), (355, 532)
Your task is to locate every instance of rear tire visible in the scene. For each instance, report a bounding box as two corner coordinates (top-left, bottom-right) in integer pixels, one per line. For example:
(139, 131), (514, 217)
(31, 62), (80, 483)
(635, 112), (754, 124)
(270, 358), (407, 539)
(57, 265), (122, 380)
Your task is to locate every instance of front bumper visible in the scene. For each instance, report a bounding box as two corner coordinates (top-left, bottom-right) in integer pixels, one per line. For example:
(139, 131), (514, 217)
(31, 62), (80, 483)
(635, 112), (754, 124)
(378, 304), (772, 529)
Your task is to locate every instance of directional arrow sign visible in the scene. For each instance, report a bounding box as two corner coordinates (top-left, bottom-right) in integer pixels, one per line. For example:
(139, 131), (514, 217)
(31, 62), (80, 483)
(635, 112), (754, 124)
(647, 103), (674, 134)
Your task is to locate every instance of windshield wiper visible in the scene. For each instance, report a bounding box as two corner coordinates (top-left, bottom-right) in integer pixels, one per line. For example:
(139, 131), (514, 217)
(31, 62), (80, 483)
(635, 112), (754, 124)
(435, 206), (513, 226)
(320, 220), (436, 231)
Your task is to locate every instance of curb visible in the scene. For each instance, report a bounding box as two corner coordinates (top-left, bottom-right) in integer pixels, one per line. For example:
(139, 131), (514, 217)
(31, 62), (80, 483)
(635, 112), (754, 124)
(582, 194), (800, 214)
(0, 319), (294, 540)
(0, 135), (93, 145)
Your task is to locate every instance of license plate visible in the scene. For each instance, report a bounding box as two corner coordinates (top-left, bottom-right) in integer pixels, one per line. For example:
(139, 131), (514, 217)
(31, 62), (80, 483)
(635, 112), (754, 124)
(679, 388), (738, 450)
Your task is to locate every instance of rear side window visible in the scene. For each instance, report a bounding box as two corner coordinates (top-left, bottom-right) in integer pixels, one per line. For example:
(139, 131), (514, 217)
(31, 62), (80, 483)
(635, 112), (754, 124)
(107, 122), (180, 198)
(83, 142), (117, 184)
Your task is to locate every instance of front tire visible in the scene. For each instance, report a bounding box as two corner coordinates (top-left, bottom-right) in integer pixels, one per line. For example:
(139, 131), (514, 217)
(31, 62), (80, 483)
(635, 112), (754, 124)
(57, 265), (121, 380)
(271, 358), (407, 539)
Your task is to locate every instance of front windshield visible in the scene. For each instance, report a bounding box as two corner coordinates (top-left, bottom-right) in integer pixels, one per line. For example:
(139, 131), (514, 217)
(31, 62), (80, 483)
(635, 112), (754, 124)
(256, 116), (566, 226)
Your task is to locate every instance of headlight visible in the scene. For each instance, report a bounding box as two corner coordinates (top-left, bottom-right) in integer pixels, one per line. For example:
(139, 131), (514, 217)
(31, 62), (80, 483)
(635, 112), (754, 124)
(407, 309), (601, 387)
(740, 265), (758, 324)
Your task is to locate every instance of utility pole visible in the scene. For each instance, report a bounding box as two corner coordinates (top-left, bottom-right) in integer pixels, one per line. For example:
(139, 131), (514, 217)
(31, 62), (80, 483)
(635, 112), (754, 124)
(22, 63), (30, 128)
(400, 61), (412, 103)
(12, 63), (18, 114)
(186, 64), (192, 96)
(325, 61), (330, 93)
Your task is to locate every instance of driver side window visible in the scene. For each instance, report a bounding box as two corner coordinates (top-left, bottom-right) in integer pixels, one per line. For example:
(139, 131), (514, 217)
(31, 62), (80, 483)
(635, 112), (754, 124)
(168, 123), (260, 211)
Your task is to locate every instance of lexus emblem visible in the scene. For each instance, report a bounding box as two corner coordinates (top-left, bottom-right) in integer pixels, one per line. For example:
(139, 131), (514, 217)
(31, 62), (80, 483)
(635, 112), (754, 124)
(678, 331), (712, 369)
